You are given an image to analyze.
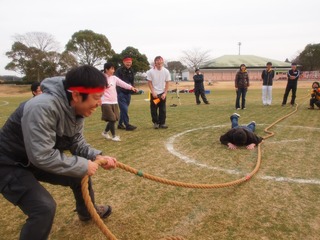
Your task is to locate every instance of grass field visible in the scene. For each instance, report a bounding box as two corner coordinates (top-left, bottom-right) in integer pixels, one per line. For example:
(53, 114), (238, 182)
(0, 81), (319, 240)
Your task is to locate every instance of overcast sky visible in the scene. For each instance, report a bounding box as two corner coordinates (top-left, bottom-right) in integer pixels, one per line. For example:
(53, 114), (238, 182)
(1, 0), (319, 76)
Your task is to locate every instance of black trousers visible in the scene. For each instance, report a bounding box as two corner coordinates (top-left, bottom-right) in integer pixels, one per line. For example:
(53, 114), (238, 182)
(282, 83), (297, 105)
(310, 98), (320, 108)
(150, 94), (166, 125)
(194, 88), (208, 104)
(235, 88), (248, 109)
(0, 165), (94, 240)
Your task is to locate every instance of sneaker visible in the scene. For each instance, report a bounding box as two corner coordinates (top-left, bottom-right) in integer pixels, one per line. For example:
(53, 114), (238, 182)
(117, 124), (126, 130)
(249, 121), (256, 125)
(308, 106), (314, 110)
(281, 104), (286, 107)
(78, 205), (112, 222)
(126, 124), (137, 131)
(159, 124), (168, 129)
(236, 108), (240, 110)
(101, 132), (112, 140)
(111, 136), (121, 142)
(205, 102), (210, 104)
(231, 113), (240, 118)
(153, 123), (159, 129)
(242, 107), (246, 110)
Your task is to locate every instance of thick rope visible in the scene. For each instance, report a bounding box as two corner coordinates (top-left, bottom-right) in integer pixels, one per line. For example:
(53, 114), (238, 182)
(81, 103), (300, 240)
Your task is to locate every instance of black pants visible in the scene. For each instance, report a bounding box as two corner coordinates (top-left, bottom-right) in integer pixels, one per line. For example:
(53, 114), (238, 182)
(150, 94), (166, 125)
(0, 165), (94, 240)
(105, 121), (116, 136)
(282, 83), (297, 105)
(310, 98), (320, 108)
(235, 88), (247, 109)
(194, 88), (208, 104)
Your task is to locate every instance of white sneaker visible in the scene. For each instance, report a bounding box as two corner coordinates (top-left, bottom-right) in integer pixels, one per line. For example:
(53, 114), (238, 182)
(111, 136), (121, 142)
(101, 132), (112, 140)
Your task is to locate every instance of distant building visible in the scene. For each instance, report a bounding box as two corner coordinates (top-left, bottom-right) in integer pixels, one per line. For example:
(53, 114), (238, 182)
(182, 55), (291, 81)
(0, 75), (23, 82)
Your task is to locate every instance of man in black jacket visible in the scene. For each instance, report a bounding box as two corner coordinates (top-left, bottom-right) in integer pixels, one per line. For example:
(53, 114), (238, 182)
(193, 68), (209, 105)
(115, 57), (137, 131)
(220, 113), (263, 150)
(282, 63), (300, 106)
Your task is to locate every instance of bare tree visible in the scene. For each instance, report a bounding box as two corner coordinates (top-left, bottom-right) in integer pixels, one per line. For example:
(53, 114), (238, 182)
(180, 48), (211, 70)
(14, 32), (60, 52)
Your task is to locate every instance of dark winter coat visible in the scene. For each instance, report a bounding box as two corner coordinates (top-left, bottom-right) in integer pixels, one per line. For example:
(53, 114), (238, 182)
(193, 73), (205, 90)
(287, 69), (300, 85)
(261, 69), (275, 86)
(220, 128), (263, 146)
(115, 66), (135, 94)
(235, 71), (249, 88)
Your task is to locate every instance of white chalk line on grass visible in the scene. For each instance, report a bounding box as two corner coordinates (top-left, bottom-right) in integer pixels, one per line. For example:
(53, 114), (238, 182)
(165, 124), (320, 185)
(0, 101), (9, 106)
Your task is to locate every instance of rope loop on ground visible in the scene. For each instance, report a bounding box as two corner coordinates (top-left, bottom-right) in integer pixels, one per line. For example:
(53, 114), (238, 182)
(82, 103), (300, 239)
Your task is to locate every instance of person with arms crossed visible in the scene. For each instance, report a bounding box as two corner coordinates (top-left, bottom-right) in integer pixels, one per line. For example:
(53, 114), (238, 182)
(282, 62), (300, 106)
(193, 68), (209, 105)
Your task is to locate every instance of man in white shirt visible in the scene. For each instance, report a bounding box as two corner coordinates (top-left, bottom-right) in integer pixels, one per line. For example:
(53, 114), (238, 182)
(147, 56), (171, 129)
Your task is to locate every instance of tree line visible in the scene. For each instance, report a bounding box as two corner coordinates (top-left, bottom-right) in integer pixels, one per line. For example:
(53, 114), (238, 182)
(5, 30), (207, 82)
(5, 29), (319, 82)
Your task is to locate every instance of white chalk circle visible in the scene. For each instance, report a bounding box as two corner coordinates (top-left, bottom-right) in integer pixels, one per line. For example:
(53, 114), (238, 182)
(165, 124), (320, 185)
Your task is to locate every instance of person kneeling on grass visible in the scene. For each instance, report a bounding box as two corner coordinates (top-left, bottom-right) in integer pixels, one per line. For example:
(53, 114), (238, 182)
(308, 81), (320, 110)
(220, 113), (263, 150)
(0, 65), (117, 240)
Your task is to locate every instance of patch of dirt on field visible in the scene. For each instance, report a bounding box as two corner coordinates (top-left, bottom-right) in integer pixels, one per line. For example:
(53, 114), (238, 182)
(0, 85), (30, 97)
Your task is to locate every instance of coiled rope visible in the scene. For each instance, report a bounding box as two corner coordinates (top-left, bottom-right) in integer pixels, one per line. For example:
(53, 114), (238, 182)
(82, 103), (299, 239)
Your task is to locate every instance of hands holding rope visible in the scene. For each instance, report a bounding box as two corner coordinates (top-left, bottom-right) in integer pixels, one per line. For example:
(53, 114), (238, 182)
(87, 155), (117, 176)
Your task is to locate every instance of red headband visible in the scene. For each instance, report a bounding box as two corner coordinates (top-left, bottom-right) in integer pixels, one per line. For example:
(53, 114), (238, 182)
(68, 86), (105, 94)
(123, 57), (132, 62)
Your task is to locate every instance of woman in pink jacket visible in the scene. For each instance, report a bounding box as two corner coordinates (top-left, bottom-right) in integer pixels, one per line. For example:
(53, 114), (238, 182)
(101, 63), (137, 141)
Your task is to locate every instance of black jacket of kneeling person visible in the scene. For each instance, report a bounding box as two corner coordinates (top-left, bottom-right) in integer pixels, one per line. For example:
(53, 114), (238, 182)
(220, 128), (263, 147)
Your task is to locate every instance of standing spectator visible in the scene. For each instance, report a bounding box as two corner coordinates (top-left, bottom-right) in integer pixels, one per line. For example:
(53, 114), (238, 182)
(115, 56), (137, 131)
(235, 64), (250, 110)
(261, 62), (275, 106)
(101, 63), (137, 142)
(282, 63), (300, 106)
(30, 82), (42, 96)
(147, 56), (171, 129)
(193, 68), (209, 105)
(0, 65), (117, 240)
(308, 81), (320, 109)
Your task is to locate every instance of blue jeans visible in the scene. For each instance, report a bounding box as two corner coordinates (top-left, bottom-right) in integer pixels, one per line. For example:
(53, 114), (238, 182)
(235, 88), (247, 109)
(230, 114), (255, 132)
(117, 91), (131, 127)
